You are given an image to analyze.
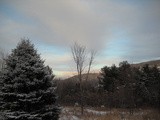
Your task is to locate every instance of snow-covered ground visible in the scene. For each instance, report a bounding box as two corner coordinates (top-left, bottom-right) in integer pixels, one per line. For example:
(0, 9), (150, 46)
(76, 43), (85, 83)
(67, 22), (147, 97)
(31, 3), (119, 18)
(59, 107), (160, 120)
(59, 107), (116, 120)
(59, 107), (82, 120)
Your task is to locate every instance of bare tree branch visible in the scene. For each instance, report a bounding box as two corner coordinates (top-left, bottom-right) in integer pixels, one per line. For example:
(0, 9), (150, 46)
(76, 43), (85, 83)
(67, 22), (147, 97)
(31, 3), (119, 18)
(71, 42), (96, 115)
(85, 50), (96, 81)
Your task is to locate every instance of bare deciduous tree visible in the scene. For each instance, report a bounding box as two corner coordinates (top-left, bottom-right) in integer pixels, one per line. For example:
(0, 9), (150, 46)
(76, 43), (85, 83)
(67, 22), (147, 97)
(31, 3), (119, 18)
(85, 50), (96, 81)
(71, 42), (96, 115)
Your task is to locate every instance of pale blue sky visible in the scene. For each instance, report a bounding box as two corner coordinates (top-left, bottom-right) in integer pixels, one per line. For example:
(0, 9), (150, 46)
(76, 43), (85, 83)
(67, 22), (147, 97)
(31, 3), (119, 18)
(0, 0), (160, 78)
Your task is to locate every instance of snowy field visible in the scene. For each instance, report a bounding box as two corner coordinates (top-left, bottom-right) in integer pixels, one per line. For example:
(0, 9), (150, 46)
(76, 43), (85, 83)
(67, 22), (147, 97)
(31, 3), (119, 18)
(59, 106), (160, 120)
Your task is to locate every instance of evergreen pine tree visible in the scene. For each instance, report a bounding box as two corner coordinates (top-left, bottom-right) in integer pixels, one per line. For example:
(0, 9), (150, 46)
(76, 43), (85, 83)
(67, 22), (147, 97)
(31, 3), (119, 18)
(0, 39), (59, 120)
(99, 64), (118, 92)
(99, 64), (119, 109)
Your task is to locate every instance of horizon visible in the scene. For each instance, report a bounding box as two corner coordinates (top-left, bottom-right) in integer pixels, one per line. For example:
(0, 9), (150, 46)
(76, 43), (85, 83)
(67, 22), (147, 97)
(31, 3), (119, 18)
(0, 0), (160, 78)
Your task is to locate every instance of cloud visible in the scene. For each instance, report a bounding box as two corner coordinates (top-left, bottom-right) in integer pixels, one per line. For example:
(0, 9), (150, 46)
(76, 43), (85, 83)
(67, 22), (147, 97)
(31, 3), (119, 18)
(0, 0), (160, 77)
(93, 0), (160, 61)
(1, 0), (110, 50)
(1, 0), (160, 51)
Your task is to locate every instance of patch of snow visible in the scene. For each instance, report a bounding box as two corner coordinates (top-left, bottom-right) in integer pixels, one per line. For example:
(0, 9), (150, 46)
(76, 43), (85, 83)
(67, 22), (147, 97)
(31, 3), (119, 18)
(59, 115), (82, 120)
(86, 109), (107, 115)
(72, 115), (80, 120)
(59, 107), (82, 120)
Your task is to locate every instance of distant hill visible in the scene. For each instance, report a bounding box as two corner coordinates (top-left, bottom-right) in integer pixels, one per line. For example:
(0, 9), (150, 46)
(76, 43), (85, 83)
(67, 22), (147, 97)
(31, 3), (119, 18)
(131, 60), (160, 68)
(69, 73), (99, 80)
(61, 60), (160, 81)
(66, 73), (99, 81)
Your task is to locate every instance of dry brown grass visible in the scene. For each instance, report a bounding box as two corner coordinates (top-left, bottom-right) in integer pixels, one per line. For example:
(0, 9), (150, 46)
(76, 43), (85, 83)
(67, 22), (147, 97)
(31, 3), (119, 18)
(60, 106), (160, 120)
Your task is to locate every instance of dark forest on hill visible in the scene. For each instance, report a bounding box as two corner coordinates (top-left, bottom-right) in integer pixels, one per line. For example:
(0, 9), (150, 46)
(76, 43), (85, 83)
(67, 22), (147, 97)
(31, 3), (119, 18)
(56, 61), (160, 110)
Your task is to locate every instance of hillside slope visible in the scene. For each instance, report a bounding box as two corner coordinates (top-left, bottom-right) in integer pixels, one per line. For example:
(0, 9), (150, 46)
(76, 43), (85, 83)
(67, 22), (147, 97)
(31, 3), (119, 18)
(68, 73), (99, 81)
(131, 60), (160, 68)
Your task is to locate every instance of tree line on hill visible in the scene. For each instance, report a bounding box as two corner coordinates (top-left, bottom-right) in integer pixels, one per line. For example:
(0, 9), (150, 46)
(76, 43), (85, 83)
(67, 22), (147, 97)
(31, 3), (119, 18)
(56, 61), (160, 110)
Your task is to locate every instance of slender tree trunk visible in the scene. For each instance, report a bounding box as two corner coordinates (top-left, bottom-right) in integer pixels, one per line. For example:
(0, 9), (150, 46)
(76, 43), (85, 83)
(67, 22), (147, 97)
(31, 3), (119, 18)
(79, 72), (84, 115)
(108, 92), (112, 113)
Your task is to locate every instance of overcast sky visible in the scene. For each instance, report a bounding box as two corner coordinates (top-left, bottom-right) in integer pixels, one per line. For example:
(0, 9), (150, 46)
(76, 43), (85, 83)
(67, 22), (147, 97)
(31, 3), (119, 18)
(0, 0), (160, 78)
